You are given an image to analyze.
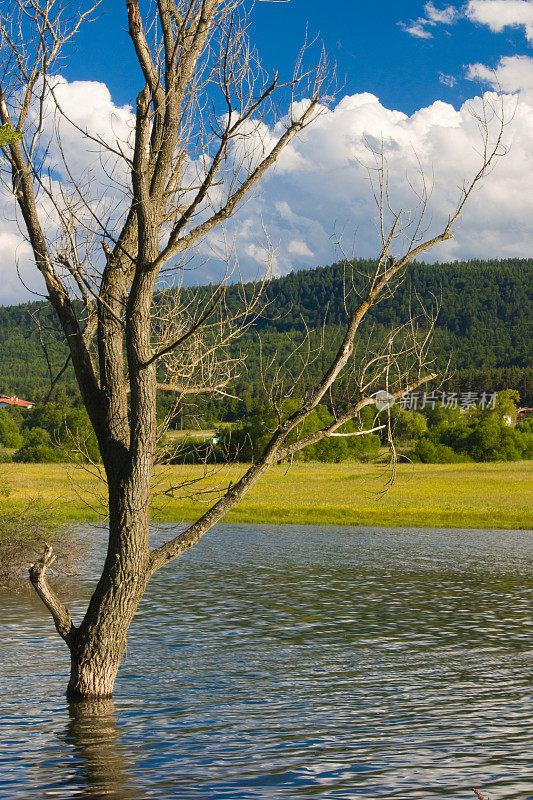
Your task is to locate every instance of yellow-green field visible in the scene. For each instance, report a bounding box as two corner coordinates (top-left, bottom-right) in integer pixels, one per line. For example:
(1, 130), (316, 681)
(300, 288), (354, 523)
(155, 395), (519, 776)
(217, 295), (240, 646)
(1, 461), (531, 530)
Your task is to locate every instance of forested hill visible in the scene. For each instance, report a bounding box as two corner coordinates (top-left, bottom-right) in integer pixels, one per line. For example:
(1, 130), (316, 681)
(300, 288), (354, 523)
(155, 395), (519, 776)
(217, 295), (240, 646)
(0, 258), (531, 407)
(235, 257), (532, 408)
(253, 258), (532, 372)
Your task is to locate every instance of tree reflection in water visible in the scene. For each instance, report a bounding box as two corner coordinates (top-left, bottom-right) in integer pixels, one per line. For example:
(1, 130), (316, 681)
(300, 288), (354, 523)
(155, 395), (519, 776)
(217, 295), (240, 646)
(64, 699), (143, 800)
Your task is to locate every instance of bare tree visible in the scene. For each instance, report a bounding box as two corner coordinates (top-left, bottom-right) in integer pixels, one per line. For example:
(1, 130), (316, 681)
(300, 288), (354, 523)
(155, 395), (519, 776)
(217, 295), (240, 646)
(0, 0), (505, 699)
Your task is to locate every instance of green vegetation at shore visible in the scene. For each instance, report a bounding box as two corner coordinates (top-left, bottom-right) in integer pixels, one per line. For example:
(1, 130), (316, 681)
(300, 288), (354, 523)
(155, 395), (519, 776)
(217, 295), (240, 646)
(1, 461), (531, 530)
(3, 389), (532, 467)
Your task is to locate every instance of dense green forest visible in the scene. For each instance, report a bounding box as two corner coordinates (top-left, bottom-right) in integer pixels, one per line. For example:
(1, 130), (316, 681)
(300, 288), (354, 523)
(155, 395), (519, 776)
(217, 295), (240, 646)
(1, 258), (531, 416)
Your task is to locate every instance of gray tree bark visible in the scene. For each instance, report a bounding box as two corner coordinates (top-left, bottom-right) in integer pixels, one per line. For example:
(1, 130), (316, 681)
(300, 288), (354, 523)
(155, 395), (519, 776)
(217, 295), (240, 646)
(1, 0), (505, 698)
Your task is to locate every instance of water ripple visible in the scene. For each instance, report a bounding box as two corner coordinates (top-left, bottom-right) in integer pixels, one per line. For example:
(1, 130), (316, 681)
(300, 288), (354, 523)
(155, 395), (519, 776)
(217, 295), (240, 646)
(1, 525), (532, 799)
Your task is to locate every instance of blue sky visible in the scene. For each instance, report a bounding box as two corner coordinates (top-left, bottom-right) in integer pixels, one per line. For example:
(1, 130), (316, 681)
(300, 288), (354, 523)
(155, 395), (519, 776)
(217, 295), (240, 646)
(2, 1), (533, 302)
(63, 1), (530, 113)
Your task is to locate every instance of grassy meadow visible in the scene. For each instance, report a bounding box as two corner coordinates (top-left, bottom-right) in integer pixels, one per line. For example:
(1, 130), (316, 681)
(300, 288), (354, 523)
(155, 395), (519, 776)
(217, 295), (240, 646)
(1, 460), (531, 530)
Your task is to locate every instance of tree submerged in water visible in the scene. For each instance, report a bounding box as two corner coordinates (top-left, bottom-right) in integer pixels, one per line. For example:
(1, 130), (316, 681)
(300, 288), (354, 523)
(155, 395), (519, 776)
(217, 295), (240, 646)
(0, 0), (506, 699)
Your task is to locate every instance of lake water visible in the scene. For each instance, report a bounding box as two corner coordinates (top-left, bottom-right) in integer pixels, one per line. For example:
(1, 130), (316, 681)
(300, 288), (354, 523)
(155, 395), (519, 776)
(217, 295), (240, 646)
(0, 525), (532, 800)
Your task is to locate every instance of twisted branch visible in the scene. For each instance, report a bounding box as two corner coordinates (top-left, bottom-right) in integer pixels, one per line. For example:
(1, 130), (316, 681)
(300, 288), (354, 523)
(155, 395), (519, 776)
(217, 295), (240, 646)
(29, 544), (77, 648)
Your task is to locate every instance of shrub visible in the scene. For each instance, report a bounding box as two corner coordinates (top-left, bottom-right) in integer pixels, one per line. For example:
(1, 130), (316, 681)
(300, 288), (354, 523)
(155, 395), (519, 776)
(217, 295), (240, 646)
(414, 437), (470, 464)
(391, 408), (428, 442)
(0, 445), (13, 463)
(20, 403), (100, 463)
(0, 409), (23, 449)
(12, 427), (63, 463)
(0, 499), (71, 588)
(416, 391), (533, 463)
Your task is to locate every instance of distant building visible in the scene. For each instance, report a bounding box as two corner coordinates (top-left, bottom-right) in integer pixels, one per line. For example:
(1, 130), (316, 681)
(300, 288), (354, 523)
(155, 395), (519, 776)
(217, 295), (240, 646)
(0, 395), (34, 409)
(502, 408), (532, 426)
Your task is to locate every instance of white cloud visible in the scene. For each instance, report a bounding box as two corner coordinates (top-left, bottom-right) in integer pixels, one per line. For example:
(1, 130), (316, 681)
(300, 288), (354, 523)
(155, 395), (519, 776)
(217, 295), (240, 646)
(399, 2), (459, 39)
(0, 232), (38, 305)
(19, 76), (134, 192)
(0, 77), (134, 305)
(213, 89), (532, 276)
(466, 54), (533, 97)
(1, 76), (533, 304)
(466, 0), (533, 44)
(288, 240), (313, 258)
(403, 0), (533, 44)
(439, 72), (458, 87)
(399, 20), (434, 39)
(425, 2), (459, 24)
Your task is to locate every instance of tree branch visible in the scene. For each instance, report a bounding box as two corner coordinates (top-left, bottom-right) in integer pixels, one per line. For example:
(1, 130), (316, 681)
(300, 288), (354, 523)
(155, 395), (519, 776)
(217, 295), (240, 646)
(153, 97), (320, 269)
(329, 424), (385, 437)
(276, 373), (437, 460)
(140, 286), (225, 369)
(28, 310), (72, 402)
(127, 0), (165, 110)
(29, 544), (77, 648)
(149, 370), (437, 573)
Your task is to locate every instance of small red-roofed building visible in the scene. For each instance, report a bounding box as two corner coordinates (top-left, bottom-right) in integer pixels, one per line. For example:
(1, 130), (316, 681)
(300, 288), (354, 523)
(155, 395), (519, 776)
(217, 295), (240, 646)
(0, 395), (34, 409)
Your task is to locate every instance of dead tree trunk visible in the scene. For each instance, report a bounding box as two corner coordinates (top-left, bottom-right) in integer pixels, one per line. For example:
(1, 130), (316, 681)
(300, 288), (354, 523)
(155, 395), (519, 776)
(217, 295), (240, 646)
(2, 0), (505, 699)
(67, 490), (152, 699)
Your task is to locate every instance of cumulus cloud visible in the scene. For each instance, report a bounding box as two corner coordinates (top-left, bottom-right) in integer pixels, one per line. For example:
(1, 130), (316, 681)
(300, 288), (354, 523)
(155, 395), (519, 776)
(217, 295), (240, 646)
(0, 77), (134, 305)
(466, 0), (533, 43)
(288, 239), (314, 258)
(466, 54), (533, 98)
(43, 77), (134, 171)
(212, 89), (532, 277)
(1, 76), (533, 303)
